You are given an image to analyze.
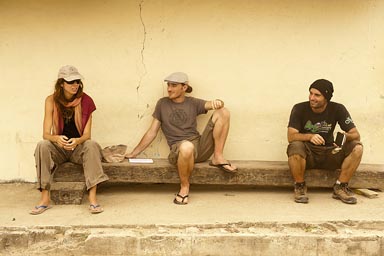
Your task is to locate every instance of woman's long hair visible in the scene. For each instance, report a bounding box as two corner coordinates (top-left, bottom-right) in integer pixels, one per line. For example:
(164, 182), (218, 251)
(53, 78), (84, 123)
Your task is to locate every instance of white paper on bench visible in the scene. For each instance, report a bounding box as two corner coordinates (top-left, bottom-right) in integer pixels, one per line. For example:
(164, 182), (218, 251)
(128, 158), (154, 164)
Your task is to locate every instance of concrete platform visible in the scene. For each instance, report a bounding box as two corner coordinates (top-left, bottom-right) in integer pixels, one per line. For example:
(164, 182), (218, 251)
(1, 183), (384, 255)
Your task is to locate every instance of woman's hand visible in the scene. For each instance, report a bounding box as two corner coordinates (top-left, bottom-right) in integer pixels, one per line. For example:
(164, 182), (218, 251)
(63, 138), (79, 151)
(56, 135), (69, 148)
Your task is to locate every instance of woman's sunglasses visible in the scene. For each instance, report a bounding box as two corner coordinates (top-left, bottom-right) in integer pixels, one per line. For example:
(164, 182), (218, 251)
(65, 79), (81, 85)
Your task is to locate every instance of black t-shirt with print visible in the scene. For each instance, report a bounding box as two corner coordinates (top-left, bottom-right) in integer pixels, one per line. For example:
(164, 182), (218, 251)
(288, 101), (356, 146)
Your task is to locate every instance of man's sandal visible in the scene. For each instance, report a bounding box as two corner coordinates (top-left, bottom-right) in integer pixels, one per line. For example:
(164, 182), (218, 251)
(209, 161), (238, 173)
(173, 193), (189, 205)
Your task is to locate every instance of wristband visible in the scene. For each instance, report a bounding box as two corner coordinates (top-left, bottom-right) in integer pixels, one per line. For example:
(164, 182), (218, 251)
(211, 101), (216, 110)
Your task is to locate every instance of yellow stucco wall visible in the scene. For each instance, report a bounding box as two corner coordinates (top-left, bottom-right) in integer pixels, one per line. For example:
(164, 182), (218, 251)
(1, 0), (383, 181)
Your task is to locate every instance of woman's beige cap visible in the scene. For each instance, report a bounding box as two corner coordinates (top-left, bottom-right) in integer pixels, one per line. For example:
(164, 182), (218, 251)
(58, 65), (84, 82)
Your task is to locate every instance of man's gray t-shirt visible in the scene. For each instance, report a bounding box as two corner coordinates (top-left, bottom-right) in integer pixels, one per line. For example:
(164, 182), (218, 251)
(153, 97), (207, 147)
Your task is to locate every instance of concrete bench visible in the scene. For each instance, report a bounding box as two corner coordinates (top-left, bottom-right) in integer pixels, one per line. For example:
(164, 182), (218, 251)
(50, 159), (384, 204)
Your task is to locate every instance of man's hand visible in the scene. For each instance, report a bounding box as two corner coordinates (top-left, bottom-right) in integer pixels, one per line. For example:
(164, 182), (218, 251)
(310, 134), (325, 145)
(211, 99), (224, 110)
(124, 152), (136, 159)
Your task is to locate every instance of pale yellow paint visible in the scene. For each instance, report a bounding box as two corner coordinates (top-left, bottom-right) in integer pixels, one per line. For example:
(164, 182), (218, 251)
(0, 0), (383, 181)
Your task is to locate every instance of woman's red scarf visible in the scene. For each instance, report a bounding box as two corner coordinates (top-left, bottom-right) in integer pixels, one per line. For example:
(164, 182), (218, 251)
(52, 96), (83, 136)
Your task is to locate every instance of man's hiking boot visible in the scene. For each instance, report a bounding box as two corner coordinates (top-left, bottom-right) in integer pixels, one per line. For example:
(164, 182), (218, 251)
(333, 183), (357, 204)
(294, 182), (308, 203)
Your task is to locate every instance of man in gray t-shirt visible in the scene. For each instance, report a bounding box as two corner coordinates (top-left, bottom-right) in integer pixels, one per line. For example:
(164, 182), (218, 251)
(125, 72), (237, 205)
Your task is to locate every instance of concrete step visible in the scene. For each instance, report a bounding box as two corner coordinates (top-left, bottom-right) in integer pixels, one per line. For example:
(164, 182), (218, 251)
(1, 221), (384, 255)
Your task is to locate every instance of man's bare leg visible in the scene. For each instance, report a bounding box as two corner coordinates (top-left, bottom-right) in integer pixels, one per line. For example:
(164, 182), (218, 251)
(339, 144), (363, 182)
(288, 154), (308, 203)
(175, 141), (195, 204)
(288, 154), (306, 182)
(210, 107), (237, 171)
(332, 144), (363, 204)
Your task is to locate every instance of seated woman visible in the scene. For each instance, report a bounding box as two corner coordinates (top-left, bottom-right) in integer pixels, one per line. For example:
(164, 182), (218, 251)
(30, 65), (108, 215)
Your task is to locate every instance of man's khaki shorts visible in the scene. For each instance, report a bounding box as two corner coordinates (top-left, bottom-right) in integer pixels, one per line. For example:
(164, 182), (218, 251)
(286, 140), (362, 170)
(168, 116), (215, 165)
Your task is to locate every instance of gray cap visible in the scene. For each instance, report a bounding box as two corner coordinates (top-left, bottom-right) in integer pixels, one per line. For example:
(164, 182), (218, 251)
(58, 65), (84, 82)
(164, 72), (192, 93)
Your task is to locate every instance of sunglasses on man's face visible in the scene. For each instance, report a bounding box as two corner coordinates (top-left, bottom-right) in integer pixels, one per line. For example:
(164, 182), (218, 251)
(65, 79), (80, 85)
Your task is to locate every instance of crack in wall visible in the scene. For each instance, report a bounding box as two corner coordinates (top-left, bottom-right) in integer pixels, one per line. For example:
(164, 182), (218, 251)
(137, 0), (147, 93)
(134, 1), (162, 157)
(136, 0), (149, 121)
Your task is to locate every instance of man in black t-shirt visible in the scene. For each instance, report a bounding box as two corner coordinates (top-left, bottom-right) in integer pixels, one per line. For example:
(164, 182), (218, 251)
(287, 79), (363, 204)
